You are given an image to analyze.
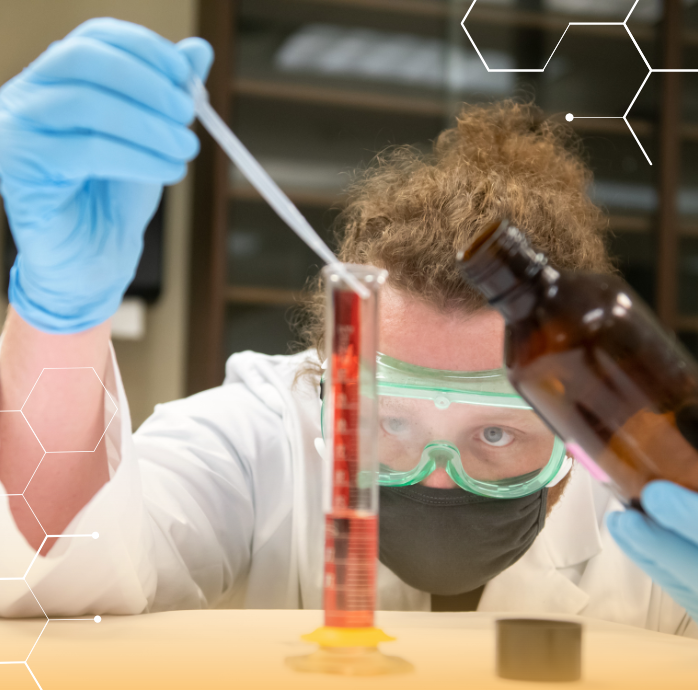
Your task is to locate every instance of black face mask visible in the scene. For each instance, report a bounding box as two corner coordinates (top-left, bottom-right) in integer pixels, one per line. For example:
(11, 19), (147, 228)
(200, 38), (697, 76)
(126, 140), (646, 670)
(378, 484), (548, 596)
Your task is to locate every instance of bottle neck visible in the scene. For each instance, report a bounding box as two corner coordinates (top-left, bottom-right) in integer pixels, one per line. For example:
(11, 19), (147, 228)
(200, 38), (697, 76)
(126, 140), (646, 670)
(493, 268), (557, 322)
(457, 220), (553, 322)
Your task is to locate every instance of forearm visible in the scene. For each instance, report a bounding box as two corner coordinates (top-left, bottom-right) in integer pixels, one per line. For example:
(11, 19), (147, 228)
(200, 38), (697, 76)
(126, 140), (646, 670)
(0, 17), (211, 564)
(0, 306), (112, 552)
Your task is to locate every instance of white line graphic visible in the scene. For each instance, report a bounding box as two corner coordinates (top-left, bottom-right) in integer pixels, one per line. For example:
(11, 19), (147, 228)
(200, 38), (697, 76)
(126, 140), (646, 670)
(461, 0), (696, 165)
(0, 367), (116, 688)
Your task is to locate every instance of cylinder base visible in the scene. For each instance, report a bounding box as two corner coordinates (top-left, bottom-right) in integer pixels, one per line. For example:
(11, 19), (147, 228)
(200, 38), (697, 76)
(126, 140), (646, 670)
(286, 626), (413, 676)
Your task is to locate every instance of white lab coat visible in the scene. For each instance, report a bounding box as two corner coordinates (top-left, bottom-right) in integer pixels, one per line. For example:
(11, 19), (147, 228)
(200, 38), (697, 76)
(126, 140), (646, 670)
(0, 349), (696, 638)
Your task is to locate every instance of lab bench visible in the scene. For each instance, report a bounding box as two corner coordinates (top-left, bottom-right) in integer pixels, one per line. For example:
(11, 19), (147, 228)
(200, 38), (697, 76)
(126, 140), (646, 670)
(3, 609), (696, 689)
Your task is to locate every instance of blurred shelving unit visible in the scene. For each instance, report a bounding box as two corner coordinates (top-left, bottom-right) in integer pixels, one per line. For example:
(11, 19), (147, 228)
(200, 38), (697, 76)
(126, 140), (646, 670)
(187, 0), (698, 394)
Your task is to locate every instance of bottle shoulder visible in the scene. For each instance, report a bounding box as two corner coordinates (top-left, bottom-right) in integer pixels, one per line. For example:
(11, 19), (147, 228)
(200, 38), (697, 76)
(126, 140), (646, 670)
(505, 271), (654, 367)
(508, 271), (629, 328)
(542, 271), (630, 313)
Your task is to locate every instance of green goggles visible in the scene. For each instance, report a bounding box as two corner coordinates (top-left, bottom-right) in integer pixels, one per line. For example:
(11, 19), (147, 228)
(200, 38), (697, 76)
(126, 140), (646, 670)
(374, 353), (569, 498)
(321, 353), (570, 499)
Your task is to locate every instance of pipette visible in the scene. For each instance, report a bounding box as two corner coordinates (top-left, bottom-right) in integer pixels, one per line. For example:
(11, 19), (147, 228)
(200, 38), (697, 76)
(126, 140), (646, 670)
(187, 75), (369, 300)
(287, 264), (411, 676)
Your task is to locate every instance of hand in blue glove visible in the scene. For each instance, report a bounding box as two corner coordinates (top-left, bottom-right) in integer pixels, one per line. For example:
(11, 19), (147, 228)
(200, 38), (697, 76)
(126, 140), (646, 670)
(607, 481), (698, 623)
(0, 18), (213, 333)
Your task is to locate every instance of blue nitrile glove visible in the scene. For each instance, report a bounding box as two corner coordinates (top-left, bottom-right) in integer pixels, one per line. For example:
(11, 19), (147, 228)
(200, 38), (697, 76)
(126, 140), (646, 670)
(607, 481), (698, 623)
(0, 18), (213, 333)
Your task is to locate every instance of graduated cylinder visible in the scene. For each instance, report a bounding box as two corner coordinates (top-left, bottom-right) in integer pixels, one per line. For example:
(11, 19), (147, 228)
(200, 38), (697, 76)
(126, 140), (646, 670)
(322, 264), (386, 629)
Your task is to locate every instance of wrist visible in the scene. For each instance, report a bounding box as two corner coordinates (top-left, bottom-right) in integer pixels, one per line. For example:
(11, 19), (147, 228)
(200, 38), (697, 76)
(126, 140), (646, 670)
(9, 263), (126, 334)
(0, 305), (112, 409)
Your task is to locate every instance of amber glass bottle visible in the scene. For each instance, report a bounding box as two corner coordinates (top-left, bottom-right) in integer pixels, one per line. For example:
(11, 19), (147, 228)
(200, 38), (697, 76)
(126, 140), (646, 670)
(457, 219), (698, 504)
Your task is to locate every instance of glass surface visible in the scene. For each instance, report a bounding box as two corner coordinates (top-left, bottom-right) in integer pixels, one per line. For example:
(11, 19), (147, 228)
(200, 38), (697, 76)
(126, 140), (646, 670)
(241, 0), (447, 38)
(585, 132), (656, 195)
(322, 265), (383, 630)
(678, 330), (698, 361)
(607, 230), (655, 308)
(675, 0), (698, 360)
(680, 52), (698, 331)
(377, 395), (556, 481)
(227, 200), (339, 290)
(236, 12), (451, 103)
(229, 0), (682, 357)
(680, 71), (698, 123)
(245, 0), (668, 26)
(461, 12), (651, 116)
(680, 140), (698, 193)
(232, 99), (443, 175)
(323, 264), (383, 511)
(607, 230), (698, 321)
(678, 235), (698, 316)
(224, 304), (300, 357)
(468, 0), (659, 23)
(684, 0), (698, 32)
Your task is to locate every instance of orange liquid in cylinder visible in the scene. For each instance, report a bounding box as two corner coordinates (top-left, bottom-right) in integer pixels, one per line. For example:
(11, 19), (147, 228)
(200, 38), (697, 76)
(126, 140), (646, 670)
(324, 288), (377, 628)
(324, 513), (377, 628)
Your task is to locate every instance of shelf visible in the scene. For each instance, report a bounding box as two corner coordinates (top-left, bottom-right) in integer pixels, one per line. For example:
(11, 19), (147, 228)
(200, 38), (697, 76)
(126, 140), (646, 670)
(226, 283), (698, 334)
(571, 119), (698, 143)
(231, 184), (346, 207)
(470, 5), (696, 47)
(235, 77), (698, 144)
(229, 185), (698, 242)
(236, 77), (660, 137)
(466, 5), (655, 43)
(609, 216), (698, 237)
(608, 215), (651, 233)
(226, 285), (305, 305)
(230, 183), (698, 240)
(675, 315), (698, 332)
(567, 118), (653, 138)
(235, 77), (446, 117)
(224, 285), (698, 332)
(256, 0), (687, 44)
(229, 187), (670, 234)
(576, 120), (698, 143)
(293, 0), (449, 19)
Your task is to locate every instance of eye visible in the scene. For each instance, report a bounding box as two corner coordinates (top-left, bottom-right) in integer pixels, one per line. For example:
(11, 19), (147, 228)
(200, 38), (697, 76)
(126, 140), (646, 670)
(479, 427), (514, 447)
(381, 417), (409, 436)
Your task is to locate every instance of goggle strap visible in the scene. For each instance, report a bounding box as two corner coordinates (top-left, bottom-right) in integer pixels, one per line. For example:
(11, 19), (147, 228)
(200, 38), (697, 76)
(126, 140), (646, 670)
(545, 453), (574, 487)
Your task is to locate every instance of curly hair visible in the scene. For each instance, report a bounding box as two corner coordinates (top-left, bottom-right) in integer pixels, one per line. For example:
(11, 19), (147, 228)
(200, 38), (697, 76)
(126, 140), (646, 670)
(294, 100), (613, 375)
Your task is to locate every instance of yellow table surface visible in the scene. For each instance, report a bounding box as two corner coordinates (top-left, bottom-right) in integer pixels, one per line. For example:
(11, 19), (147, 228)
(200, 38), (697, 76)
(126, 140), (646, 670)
(1, 609), (697, 689)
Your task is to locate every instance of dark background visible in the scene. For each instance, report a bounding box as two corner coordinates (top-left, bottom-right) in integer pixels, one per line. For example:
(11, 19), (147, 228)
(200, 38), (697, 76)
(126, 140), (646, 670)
(187, 0), (698, 393)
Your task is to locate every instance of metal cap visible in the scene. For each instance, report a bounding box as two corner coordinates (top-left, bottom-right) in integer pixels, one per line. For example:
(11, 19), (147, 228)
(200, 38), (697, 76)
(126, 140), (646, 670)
(496, 618), (582, 682)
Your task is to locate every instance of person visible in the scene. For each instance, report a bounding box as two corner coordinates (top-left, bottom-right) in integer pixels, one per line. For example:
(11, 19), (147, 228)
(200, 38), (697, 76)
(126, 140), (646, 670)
(0, 18), (695, 635)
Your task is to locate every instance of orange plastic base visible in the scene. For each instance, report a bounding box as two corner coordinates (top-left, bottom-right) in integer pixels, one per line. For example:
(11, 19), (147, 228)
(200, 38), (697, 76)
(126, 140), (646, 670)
(302, 626), (394, 648)
(286, 626), (413, 676)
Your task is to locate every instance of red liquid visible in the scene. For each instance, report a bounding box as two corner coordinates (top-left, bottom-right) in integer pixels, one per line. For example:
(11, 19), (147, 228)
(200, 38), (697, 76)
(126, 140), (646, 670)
(324, 513), (378, 628)
(324, 288), (377, 629)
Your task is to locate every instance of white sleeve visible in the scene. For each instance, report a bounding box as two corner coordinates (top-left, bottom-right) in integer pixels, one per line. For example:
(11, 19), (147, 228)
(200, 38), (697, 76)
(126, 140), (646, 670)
(0, 347), (260, 616)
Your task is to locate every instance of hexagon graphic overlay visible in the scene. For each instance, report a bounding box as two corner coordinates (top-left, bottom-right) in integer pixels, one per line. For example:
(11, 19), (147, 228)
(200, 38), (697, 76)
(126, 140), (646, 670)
(0, 367), (112, 688)
(462, 0), (698, 164)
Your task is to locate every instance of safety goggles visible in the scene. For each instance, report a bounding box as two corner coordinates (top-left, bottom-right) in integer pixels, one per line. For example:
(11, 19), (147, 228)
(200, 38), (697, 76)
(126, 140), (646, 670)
(373, 353), (570, 498)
